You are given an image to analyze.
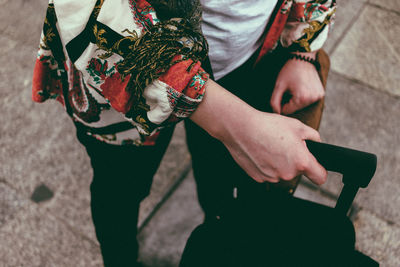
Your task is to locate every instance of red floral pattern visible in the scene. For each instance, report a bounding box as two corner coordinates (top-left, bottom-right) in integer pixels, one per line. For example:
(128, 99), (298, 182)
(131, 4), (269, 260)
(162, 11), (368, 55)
(100, 72), (132, 114)
(87, 58), (109, 83)
(32, 55), (64, 105)
(257, 0), (336, 62)
(159, 56), (205, 99)
(129, 0), (159, 31)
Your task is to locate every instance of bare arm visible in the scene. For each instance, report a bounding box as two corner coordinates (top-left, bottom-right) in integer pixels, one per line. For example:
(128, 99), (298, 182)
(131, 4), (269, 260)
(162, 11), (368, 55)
(190, 79), (327, 185)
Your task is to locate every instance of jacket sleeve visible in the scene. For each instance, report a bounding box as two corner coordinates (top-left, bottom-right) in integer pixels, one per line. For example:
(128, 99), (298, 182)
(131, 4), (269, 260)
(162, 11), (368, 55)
(32, 0), (209, 136)
(129, 56), (209, 135)
(280, 0), (337, 52)
(106, 14), (210, 135)
(32, 1), (67, 106)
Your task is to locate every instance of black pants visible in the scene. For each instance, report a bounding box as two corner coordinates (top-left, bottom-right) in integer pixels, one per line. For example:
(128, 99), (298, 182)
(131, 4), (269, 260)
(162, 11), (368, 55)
(76, 50), (288, 266)
(76, 125), (174, 266)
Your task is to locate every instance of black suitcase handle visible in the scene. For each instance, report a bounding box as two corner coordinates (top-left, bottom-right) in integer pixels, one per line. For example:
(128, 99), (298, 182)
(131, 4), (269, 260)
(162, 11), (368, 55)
(305, 140), (377, 215)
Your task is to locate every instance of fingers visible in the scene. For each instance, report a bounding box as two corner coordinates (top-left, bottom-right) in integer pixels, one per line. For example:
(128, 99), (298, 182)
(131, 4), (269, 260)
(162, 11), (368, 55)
(281, 92), (318, 115)
(270, 83), (285, 114)
(254, 175), (280, 184)
(281, 100), (300, 115)
(300, 123), (321, 142)
(227, 146), (280, 184)
(272, 85), (319, 115)
(298, 124), (326, 185)
(302, 154), (328, 185)
(246, 160), (281, 184)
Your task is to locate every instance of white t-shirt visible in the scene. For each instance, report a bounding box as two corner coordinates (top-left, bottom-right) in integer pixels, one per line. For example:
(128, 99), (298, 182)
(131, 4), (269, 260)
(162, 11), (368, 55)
(200, 0), (278, 80)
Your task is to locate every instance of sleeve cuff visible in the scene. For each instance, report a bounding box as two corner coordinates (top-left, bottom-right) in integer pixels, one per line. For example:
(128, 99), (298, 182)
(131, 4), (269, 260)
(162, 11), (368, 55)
(127, 59), (209, 135)
(280, 1), (336, 52)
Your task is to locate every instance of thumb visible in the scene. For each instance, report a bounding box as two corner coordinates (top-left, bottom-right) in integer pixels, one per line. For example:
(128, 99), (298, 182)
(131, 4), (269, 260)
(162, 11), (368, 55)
(281, 100), (299, 115)
(303, 152), (327, 185)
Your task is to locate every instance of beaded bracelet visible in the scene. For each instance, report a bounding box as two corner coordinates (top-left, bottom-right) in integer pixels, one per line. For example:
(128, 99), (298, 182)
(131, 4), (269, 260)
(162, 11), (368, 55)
(287, 53), (321, 71)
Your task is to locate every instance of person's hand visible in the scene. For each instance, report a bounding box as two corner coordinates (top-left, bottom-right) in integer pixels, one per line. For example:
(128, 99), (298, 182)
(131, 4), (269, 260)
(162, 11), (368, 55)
(270, 52), (324, 115)
(190, 80), (327, 185)
(221, 111), (327, 184)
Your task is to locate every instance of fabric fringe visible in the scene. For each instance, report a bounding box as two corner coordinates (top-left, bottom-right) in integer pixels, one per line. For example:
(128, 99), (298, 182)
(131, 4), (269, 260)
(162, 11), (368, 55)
(115, 18), (208, 115)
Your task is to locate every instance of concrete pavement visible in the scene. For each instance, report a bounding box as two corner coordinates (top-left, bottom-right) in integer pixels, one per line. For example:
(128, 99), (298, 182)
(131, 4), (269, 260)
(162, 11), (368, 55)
(1, 0), (399, 266)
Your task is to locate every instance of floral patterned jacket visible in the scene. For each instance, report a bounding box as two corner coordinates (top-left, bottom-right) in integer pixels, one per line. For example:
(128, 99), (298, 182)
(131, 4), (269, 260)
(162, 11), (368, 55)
(32, 0), (336, 146)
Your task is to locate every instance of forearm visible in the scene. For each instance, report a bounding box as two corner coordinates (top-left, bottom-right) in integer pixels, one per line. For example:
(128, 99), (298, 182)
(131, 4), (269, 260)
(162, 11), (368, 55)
(189, 79), (327, 185)
(189, 79), (256, 143)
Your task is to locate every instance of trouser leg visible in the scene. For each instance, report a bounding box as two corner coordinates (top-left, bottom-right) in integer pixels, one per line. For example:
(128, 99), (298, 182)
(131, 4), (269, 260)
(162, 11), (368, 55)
(76, 126), (174, 266)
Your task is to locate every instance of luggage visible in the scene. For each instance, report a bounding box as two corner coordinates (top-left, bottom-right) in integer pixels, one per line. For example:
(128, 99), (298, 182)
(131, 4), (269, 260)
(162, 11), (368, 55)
(180, 141), (379, 267)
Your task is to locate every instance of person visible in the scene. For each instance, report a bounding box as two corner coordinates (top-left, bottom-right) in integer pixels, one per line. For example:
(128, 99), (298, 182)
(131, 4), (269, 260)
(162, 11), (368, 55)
(32, 0), (336, 266)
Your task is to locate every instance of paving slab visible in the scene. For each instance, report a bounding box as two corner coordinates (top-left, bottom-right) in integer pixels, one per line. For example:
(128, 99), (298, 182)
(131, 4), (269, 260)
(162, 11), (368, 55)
(0, 24), (101, 241)
(353, 209), (400, 266)
(0, 203), (103, 267)
(369, 0), (400, 14)
(0, 0), (47, 47)
(384, 224), (400, 267)
(0, 182), (29, 227)
(330, 4), (400, 96)
(0, 71), (98, 241)
(319, 72), (400, 224)
(323, 0), (367, 54)
(138, 171), (203, 267)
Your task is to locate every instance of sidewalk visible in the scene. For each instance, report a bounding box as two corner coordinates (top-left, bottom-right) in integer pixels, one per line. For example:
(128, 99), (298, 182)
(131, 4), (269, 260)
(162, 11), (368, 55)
(1, 0), (399, 266)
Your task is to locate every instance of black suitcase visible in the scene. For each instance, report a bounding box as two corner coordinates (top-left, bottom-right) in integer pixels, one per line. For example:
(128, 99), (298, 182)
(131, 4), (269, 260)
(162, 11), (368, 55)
(180, 141), (379, 267)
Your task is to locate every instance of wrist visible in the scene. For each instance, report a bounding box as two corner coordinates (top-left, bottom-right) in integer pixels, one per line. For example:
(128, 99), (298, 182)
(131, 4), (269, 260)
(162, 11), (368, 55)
(190, 79), (257, 143)
(291, 51), (317, 60)
(286, 51), (320, 71)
